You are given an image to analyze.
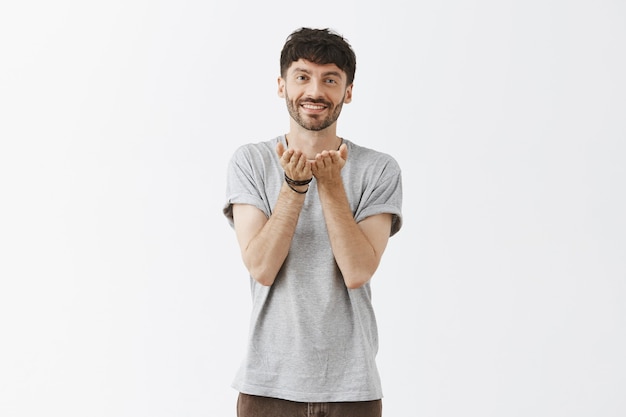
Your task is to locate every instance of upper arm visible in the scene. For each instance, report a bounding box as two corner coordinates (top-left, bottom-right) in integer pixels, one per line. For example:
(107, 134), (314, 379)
(358, 212), (393, 263)
(232, 203), (268, 254)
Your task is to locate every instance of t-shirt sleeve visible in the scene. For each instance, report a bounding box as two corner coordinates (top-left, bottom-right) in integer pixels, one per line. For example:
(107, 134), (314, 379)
(353, 157), (403, 237)
(222, 145), (271, 228)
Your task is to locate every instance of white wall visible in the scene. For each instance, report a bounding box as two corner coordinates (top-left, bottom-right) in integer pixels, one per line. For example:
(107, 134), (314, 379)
(1, 1), (624, 416)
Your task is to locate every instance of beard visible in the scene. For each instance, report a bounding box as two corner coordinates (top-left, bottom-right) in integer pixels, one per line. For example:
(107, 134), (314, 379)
(285, 90), (345, 131)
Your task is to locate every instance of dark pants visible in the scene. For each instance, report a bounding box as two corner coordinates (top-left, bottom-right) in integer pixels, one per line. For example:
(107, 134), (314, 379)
(237, 393), (382, 417)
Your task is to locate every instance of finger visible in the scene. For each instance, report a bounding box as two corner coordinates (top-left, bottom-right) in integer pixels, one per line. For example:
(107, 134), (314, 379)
(276, 142), (285, 157)
(284, 148), (295, 162)
(339, 143), (348, 160)
(329, 150), (342, 163)
(311, 160), (320, 176)
(316, 151), (331, 163)
(301, 160), (313, 177)
(296, 152), (308, 170)
(315, 153), (327, 169)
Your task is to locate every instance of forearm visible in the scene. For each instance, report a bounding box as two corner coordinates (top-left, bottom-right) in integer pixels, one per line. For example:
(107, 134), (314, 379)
(317, 180), (380, 289)
(240, 183), (306, 286)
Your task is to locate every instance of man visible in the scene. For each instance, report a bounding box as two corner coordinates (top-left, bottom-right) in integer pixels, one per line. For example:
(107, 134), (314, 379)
(223, 27), (403, 417)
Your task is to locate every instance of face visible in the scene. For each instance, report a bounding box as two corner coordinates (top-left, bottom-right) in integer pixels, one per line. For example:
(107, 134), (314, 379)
(278, 59), (353, 132)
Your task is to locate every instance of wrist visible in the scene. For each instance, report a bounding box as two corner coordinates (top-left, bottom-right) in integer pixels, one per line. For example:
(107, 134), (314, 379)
(284, 172), (312, 194)
(285, 182), (309, 194)
(284, 172), (312, 186)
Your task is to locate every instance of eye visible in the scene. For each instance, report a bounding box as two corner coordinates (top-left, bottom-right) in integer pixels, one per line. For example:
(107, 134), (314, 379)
(325, 78), (338, 84)
(296, 75), (308, 81)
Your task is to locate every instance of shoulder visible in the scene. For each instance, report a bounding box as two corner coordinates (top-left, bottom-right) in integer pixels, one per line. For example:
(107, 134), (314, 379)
(228, 137), (284, 171)
(344, 139), (401, 173)
(231, 136), (281, 159)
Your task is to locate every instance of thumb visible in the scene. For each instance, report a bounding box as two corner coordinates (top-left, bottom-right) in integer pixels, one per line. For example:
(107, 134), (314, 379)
(276, 141), (285, 157)
(339, 143), (348, 160)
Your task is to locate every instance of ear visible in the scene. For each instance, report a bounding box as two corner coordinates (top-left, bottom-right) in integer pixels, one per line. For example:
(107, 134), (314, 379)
(343, 84), (353, 104)
(277, 77), (285, 98)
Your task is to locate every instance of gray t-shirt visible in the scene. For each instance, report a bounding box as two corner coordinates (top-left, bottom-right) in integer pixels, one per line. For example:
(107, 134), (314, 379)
(223, 135), (403, 402)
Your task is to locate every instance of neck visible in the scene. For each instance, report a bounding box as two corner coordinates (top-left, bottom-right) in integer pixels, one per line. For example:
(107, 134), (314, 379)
(285, 126), (342, 160)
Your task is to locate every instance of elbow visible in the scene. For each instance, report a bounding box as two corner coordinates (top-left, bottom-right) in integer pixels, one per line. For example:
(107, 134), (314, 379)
(343, 270), (375, 289)
(248, 264), (277, 287)
(342, 260), (379, 289)
(242, 251), (278, 286)
(253, 274), (275, 287)
(345, 279), (369, 290)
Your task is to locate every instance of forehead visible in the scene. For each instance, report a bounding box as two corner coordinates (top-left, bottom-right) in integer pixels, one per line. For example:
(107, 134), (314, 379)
(287, 59), (345, 78)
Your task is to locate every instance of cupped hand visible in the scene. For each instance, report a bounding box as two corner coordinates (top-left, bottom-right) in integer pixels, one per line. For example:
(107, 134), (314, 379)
(311, 143), (348, 184)
(276, 142), (313, 182)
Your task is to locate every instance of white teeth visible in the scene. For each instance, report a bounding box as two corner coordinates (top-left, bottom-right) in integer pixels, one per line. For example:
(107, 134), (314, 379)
(303, 104), (324, 110)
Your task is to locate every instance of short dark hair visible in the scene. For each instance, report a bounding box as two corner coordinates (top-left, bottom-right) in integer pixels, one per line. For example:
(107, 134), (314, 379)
(280, 27), (357, 85)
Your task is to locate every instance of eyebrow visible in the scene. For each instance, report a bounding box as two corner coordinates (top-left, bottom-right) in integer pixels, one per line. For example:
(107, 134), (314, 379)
(292, 67), (342, 78)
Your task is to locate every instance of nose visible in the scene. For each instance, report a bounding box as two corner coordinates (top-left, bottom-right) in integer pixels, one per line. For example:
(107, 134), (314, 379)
(304, 78), (325, 99)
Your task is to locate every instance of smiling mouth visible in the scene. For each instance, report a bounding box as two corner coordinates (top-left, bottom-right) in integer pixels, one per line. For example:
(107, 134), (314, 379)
(301, 102), (327, 111)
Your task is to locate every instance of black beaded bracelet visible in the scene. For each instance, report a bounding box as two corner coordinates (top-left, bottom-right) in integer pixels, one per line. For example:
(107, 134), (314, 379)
(284, 172), (313, 186)
(286, 182), (309, 194)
